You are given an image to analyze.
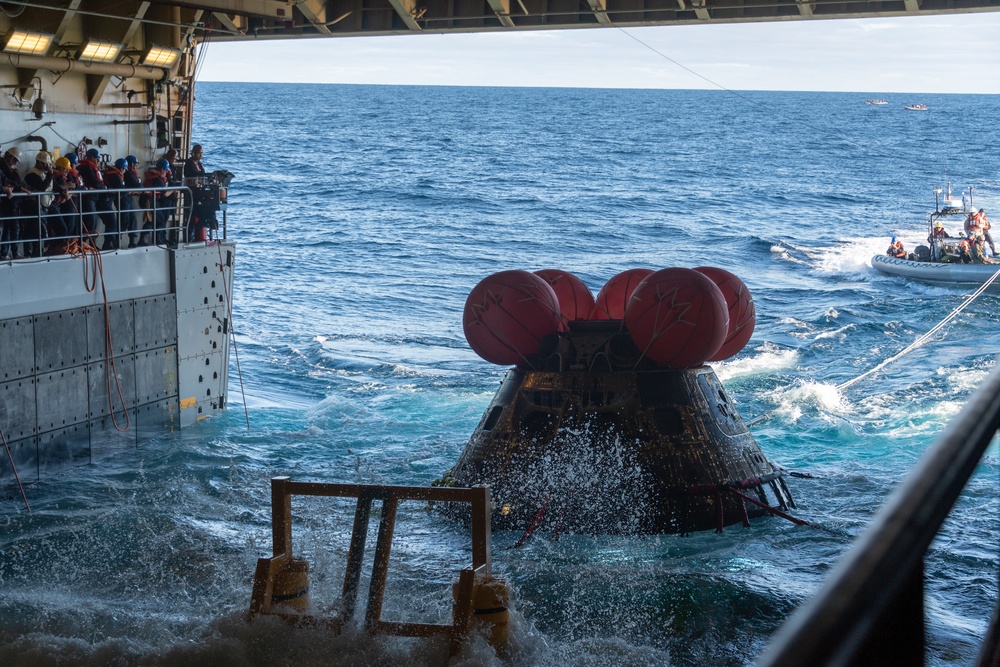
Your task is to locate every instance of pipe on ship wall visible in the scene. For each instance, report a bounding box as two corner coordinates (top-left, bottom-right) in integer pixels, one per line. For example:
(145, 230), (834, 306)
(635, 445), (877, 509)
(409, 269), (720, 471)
(5, 54), (168, 80)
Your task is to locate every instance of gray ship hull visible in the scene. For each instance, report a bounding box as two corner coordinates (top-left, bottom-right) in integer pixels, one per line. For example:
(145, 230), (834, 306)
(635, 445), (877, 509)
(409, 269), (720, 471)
(1, 243), (234, 490)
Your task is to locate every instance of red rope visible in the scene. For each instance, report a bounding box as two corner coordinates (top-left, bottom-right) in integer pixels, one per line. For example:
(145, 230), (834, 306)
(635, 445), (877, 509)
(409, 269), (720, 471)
(727, 486), (830, 531)
(513, 496), (550, 548)
(75, 240), (131, 432)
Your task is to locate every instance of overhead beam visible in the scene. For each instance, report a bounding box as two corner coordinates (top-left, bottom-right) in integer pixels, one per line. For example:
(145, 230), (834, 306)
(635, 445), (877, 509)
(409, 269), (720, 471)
(485, 0), (516, 27)
(296, 0), (333, 34)
(211, 11), (245, 34)
(586, 0), (612, 24)
(385, 0), (424, 30)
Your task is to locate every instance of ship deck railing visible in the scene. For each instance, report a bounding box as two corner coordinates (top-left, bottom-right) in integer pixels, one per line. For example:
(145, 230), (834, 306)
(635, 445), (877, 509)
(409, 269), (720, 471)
(0, 184), (226, 258)
(758, 364), (1000, 665)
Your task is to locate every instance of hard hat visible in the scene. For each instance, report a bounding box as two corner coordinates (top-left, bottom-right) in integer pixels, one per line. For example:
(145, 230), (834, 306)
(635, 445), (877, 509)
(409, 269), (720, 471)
(85, 148), (100, 159)
(125, 155), (138, 164)
(935, 221), (943, 228)
(114, 158), (128, 170)
(66, 153), (78, 164)
(55, 157), (71, 170)
(35, 150), (50, 164)
(157, 158), (170, 170)
(5, 147), (21, 161)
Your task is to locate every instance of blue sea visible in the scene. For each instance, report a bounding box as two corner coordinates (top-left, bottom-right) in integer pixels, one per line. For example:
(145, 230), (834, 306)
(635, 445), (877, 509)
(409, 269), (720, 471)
(1, 84), (998, 666)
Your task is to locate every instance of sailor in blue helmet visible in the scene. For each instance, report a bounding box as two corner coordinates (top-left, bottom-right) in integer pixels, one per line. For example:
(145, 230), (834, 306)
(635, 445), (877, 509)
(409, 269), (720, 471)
(77, 148), (119, 249)
(886, 236), (906, 259)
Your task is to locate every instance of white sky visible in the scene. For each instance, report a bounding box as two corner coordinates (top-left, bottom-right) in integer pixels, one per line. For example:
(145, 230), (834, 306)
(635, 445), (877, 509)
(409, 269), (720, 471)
(197, 13), (1000, 93)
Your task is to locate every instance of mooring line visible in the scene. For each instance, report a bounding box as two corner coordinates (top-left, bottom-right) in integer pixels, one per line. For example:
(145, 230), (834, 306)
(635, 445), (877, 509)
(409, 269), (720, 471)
(747, 269), (1000, 427)
(837, 269), (1000, 391)
(1, 426), (30, 512)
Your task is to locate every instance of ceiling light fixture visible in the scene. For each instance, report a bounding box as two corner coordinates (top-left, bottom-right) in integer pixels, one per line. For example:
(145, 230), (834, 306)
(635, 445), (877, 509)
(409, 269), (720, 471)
(142, 45), (180, 68)
(79, 39), (122, 63)
(3, 31), (53, 56)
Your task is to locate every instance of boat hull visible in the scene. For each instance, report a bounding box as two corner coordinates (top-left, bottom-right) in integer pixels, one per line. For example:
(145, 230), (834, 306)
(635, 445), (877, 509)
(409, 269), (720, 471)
(871, 254), (1000, 291)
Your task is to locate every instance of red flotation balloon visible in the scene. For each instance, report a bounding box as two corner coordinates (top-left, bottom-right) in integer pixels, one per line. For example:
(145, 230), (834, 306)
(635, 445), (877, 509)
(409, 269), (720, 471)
(534, 269), (596, 325)
(624, 267), (729, 368)
(694, 266), (756, 361)
(463, 270), (564, 366)
(591, 268), (654, 320)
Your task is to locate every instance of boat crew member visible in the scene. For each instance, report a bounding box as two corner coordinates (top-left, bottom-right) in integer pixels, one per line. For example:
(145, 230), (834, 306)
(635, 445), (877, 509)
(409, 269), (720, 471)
(957, 239), (973, 264)
(929, 220), (951, 261)
(22, 151), (54, 257)
(971, 236), (995, 264)
(0, 146), (24, 260)
(887, 237), (906, 259)
(977, 209), (996, 257)
(930, 221), (950, 240)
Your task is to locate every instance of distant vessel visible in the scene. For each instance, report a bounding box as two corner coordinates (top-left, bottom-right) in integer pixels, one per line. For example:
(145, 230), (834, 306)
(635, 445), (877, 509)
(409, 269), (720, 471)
(866, 99), (889, 105)
(904, 104), (928, 111)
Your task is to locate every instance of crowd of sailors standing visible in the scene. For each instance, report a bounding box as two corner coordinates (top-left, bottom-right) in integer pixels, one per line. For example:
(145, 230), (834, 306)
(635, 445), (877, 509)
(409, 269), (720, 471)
(0, 144), (212, 260)
(887, 208), (996, 265)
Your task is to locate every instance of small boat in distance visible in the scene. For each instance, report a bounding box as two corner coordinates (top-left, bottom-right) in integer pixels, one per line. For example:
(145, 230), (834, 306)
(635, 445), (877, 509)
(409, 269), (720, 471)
(904, 103), (928, 111)
(866, 99), (889, 105)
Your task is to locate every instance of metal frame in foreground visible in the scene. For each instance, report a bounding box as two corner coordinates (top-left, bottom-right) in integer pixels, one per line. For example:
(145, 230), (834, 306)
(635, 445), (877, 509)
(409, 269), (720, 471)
(249, 477), (503, 656)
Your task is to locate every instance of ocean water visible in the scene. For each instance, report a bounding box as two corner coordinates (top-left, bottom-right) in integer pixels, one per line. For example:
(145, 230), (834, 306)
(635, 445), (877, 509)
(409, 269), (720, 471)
(1, 83), (999, 666)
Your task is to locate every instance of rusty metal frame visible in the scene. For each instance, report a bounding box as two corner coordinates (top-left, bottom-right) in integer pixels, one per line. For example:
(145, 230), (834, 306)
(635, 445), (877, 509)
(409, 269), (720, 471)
(249, 476), (493, 653)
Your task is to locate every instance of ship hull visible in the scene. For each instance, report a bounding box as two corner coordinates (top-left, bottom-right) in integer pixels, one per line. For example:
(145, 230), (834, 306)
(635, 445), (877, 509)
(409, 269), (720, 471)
(0, 243), (234, 489)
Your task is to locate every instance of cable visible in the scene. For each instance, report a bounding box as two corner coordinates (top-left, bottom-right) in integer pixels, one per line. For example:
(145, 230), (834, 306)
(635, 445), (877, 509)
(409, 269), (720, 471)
(746, 268), (1000, 427)
(216, 241), (251, 430)
(837, 268), (1000, 391)
(1, 425), (30, 512)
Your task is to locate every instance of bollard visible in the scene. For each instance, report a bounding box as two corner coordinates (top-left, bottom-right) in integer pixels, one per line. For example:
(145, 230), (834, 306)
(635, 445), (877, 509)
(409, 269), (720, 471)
(271, 558), (310, 612)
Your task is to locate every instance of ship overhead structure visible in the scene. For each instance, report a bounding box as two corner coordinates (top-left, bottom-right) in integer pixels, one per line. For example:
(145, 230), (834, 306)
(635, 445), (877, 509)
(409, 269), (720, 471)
(446, 268), (793, 535)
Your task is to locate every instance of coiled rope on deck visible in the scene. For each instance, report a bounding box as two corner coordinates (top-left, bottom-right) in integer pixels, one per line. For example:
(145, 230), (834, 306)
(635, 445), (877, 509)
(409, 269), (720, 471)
(747, 268), (1000, 427)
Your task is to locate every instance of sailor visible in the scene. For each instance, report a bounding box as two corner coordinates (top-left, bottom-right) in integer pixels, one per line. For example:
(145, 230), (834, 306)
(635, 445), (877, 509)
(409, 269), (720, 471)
(22, 151), (54, 257)
(77, 148), (118, 249)
(50, 157), (79, 247)
(183, 144), (216, 241)
(140, 161), (171, 245)
(886, 237), (906, 259)
(0, 146), (24, 260)
(123, 156), (143, 247)
(104, 159), (136, 247)
(183, 144), (206, 180)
